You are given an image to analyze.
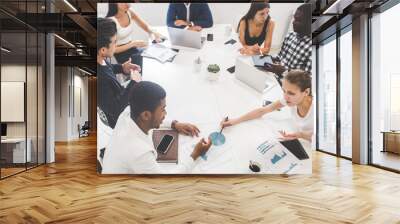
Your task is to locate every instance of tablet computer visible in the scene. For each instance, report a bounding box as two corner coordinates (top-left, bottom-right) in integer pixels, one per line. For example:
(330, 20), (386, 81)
(252, 55), (273, 67)
(279, 139), (309, 160)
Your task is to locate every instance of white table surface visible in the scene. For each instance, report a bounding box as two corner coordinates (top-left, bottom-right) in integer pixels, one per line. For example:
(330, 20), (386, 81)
(142, 24), (311, 174)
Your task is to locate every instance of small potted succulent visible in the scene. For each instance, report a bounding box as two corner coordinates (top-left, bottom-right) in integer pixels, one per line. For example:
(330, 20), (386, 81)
(207, 64), (220, 81)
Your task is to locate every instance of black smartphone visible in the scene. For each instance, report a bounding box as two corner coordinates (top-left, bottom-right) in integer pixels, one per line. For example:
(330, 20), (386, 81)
(207, 33), (213, 41)
(224, 39), (237, 45)
(263, 100), (280, 110)
(156, 134), (174, 154)
(152, 37), (166, 44)
(227, 66), (235, 73)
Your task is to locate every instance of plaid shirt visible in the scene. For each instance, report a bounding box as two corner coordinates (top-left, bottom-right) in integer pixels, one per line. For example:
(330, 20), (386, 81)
(277, 31), (312, 74)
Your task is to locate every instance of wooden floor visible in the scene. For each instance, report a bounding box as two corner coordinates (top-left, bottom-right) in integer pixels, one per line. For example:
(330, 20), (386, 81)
(0, 135), (400, 224)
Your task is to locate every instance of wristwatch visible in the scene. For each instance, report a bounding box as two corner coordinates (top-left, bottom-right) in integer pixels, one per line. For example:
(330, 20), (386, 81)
(171, 120), (178, 130)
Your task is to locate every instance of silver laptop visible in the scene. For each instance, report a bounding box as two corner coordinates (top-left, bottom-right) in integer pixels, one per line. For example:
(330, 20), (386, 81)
(167, 27), (204, 49)
(235, 57), (276, 93)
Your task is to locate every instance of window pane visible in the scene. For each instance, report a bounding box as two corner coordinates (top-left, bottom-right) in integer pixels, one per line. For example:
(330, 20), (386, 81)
(340, 29), (352, 158)
(318, 37), (337, 154)
(371, 3), (400, 171)
(1, 31), (27, 177)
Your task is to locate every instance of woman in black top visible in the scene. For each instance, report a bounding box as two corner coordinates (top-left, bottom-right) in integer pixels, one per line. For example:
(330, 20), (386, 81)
(238, 2), (275, 55)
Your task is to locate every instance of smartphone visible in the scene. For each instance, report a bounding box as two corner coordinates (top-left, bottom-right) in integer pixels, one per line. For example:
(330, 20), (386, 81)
(156, 134), (174, 154)
(227, 66), (235, 73)
(207, 33), (213, 41)
(224, 39), (237, 45)
(263, 100), (272, 107)
(263, 100), (280, 110)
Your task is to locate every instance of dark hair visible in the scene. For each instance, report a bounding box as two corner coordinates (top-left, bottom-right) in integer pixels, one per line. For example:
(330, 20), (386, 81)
(129, 81), (167, 120)
(283, 70), (311, 94)
(97, 18), (117, 53)
(237, 2), (270, 31)
(106, 3), (118, 17)
(294, 4), (311, 36)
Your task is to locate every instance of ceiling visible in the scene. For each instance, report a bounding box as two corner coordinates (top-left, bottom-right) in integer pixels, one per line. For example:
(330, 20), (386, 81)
(308, 0), (391, 43)
(0, 0), (97, 73)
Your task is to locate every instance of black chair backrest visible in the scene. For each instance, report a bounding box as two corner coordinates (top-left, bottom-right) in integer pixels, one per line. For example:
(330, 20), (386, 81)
(82, 121), (90, 129)
(100, 148), (106, 159)
(97, 159), (102, 174)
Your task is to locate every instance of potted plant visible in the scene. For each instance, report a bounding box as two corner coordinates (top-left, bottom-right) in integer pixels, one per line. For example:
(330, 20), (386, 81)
(207, 64), (220, 81)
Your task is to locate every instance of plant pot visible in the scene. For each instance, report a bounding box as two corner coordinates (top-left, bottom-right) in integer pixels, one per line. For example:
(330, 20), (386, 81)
(207, 71), (220, 81)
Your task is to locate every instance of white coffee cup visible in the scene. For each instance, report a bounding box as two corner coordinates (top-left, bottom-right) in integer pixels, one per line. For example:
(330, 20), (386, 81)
(193, 57), (202, 73)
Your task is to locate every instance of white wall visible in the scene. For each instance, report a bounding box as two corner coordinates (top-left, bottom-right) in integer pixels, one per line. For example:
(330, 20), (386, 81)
(54, 67), (89, 141)
(97, 3), (300, 49)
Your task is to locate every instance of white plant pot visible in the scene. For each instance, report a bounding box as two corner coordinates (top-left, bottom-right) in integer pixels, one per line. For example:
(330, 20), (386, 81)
(207, 71), (220, 81)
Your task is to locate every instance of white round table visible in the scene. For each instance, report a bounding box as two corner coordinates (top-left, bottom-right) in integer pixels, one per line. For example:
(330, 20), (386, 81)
(143, 24), (311, 174)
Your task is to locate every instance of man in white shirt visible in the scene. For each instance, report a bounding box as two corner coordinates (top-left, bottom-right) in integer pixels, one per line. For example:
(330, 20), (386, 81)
(102, 81), (212, 174)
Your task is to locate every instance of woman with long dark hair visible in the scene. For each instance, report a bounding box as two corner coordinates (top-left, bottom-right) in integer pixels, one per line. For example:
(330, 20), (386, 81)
(106, 3), (163, 70)
(237, 2), (275, 55)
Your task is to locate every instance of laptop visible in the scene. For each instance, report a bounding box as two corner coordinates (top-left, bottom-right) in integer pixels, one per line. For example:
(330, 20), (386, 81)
(167, 27), (205, 49)
(235, 57), (276, 93)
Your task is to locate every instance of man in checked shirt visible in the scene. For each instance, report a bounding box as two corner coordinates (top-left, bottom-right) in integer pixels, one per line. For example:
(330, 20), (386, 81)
(264, 4), (312, 83)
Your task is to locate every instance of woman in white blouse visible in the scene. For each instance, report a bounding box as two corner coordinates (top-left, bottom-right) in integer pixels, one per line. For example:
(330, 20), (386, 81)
(221, 70), (313, 142)
(106, 3), (162, 70)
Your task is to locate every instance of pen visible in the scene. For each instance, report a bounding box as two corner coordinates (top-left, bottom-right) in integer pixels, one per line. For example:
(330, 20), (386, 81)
(219, 116), (229, 134)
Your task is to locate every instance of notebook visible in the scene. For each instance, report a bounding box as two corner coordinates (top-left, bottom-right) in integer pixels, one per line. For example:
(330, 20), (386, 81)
(152, 129), (179, 163)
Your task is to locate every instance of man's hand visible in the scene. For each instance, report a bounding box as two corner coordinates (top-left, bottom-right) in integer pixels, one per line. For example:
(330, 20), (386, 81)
(264, 63), (286, 76)
(174, 122), (200, 137)
(271, 56), (280, 64)
(122, 58), (141, 74)
(191, 138), (212, 160)
(175, 19), (189, 26)
(187, 26), (202, 32)
(278, 130), (299, 141)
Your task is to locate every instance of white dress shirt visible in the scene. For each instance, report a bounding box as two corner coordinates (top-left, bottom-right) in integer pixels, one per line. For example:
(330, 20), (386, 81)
(102, 106), (195, 174)
(184, 3), (191, 22)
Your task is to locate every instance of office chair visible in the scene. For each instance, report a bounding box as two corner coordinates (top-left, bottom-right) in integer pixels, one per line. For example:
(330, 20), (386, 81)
(78, 121), (90, 138)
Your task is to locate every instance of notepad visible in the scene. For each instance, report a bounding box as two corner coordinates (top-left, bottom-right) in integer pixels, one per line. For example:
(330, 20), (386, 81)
(142, 44), (178, 63)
